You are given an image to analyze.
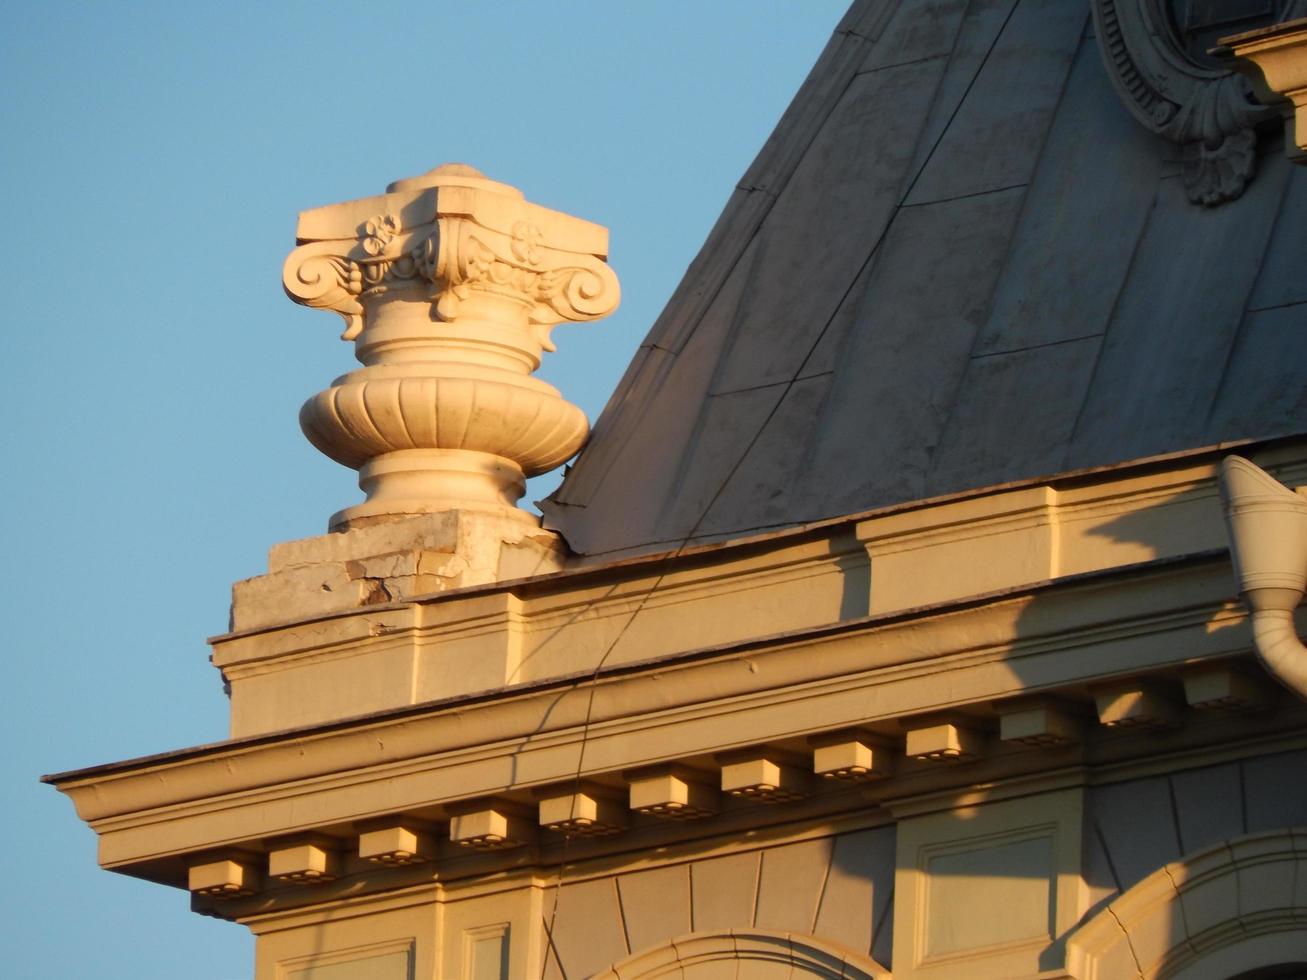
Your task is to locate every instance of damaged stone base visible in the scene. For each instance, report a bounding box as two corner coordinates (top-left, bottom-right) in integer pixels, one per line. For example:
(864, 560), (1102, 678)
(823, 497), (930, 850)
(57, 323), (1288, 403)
(230, 509), (568, 632)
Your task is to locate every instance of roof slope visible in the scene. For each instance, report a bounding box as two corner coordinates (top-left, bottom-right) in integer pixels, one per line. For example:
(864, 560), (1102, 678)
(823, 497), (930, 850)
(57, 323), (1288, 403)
(542, 0), (1307, 559)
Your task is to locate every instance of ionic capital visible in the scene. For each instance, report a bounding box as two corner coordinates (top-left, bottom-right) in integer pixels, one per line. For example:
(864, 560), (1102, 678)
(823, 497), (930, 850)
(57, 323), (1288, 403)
(283, 163), (620, 342)
(282, 164), (621, 529)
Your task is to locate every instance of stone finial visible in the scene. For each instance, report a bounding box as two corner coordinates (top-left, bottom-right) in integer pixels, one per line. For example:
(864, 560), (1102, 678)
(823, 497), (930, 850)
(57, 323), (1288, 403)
(283, 164), (620, 530)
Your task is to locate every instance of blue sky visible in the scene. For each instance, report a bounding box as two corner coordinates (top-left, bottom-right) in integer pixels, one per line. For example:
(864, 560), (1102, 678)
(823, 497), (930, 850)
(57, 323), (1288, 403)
(1, 2), (846, 977)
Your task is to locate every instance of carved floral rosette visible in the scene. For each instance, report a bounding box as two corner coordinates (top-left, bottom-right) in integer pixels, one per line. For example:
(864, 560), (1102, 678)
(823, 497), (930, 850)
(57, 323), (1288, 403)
(1091, 0), (1307, 205)
(282, 165), (620, 529)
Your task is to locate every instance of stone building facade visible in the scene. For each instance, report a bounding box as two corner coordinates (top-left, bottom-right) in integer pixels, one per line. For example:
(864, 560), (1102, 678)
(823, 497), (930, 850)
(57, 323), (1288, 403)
(47, 2), (1307, 978)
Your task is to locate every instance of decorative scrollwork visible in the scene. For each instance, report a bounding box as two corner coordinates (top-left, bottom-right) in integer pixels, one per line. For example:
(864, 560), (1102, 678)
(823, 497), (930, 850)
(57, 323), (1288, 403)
(361, 213), (400, 256)
(431, 221), (621, 331)
(510, 220), (544, 266)
(285, 166), (619, 343)
(535, 264), (622, 322)
(282, 244), (365, 340)
(1091, 0), (1305, 205)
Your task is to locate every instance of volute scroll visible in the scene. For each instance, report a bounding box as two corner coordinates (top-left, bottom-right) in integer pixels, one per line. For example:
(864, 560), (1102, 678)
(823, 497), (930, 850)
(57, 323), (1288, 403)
(283, 163), (620, 529)
(1091, 0), (1307, 205)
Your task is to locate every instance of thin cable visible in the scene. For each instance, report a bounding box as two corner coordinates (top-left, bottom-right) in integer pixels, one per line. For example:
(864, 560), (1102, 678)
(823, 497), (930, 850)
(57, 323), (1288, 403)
(537, 1), (1022, 971)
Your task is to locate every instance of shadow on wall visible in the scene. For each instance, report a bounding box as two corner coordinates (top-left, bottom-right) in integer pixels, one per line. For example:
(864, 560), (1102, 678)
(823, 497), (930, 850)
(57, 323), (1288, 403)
(993, 456), (1307, 978)
(539, 824), (896, 979)
(525, 455), (1307, 978)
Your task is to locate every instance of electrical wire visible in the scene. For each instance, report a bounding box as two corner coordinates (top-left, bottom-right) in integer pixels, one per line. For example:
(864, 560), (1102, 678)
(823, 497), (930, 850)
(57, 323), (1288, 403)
(536, 1), (1024, 972)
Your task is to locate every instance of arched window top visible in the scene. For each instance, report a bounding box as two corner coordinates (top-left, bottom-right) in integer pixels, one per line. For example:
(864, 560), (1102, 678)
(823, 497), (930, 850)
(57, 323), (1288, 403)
(1067, 827), (1307, 979)
(591, 929), (890, 979)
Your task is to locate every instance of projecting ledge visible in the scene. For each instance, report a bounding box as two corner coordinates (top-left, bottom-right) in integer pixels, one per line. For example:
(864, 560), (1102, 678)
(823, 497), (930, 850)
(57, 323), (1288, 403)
(1219, 17), (1307, 162)
(49, 553), (1284, 875)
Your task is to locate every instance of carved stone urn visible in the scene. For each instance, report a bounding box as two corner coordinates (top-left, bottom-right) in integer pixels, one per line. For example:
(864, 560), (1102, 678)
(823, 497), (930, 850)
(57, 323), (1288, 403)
(283, 164), (620, 530)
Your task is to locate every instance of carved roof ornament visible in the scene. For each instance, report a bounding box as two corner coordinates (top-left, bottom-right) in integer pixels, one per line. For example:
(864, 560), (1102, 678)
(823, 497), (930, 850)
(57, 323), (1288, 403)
(1091, 0), (1307, 204)
(283, 164), (620, 529)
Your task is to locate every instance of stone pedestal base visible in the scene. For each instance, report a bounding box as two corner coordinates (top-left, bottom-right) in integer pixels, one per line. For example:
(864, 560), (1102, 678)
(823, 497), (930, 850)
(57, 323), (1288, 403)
(230, 509), (567, 633)
(333, 449), (534, 531)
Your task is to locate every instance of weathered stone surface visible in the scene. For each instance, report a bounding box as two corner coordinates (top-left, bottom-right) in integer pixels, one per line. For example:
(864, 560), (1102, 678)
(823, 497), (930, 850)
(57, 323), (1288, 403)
(689, 851), (760, 933)
(709, 57), (949, 395)
(1089, 779), (1182, 891)
(927, 336), (1099, 493)
(231, 509), (565, 632)
(1170, 762), (1245, 853)
(1210, 302), (1307, 443)
(753, 837), (832, 932)
(1244, 748), (1307, 830)
(904, 0), (1087, 205)
(616, 865), (691, 954)
(801, 185), (1026, 516)
(858, 0), (970, 74)
(1248, 157), (1307, 310)
(668, 375), (831, 540)
(814, 827), (896, 954)
(546, 245), (755, 557)
(1066, 156), (1292, 470)
(897, 0), (1021, 182)
(546, 878), (628, 978)
(544, 0), (1307, 562)
(971, 38), (1163, 356)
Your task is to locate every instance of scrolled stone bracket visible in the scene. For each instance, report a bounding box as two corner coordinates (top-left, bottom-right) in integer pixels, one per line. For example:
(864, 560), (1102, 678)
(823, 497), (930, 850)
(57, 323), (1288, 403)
(1090, 0), (1306, 205)
(283, 242), (367, 340)
(433, 215), (621, 347)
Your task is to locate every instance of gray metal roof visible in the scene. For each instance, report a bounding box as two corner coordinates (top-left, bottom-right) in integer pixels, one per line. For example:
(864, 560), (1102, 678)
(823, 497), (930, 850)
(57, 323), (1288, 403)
(542, 0), (1307, 559)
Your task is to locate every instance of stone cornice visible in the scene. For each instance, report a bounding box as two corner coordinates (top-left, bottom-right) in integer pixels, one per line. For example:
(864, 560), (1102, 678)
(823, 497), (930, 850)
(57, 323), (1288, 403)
(205, 435), (1307, 646)
(206, 438), (1307, 735)
(46, 554), (1299, 880)
(43, 437), (1307, 922)
(49, 551), (1229, 792)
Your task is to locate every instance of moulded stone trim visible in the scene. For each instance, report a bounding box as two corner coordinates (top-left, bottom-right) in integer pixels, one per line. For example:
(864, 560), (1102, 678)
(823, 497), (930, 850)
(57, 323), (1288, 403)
(357, 824), (436, 866)
(893, 788), (1085, 980)
(628, 769), (719, 821)
(1220, 16), (1307, 162)
(1092, 681), (1183, 730)
(209, 447), (1307, 731)
(275, 937), (415, 980)
(1066, 827), (1307, 979)
(537, 786), (628, 837)
(1088, 0), (1285, 204)
(810, 731), (896, 782)
(1181, 664), (1275, 713)
(449, 805), (536, 851)
(268, 842), (341, 885)
(57, 643), (1302, 879)
(188, 857), (260, 899)
(719, 755), (809, 804)
(903, 721), (985, 764)
(998, 699), (1083, 747)
(589, 928), (889, 979)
